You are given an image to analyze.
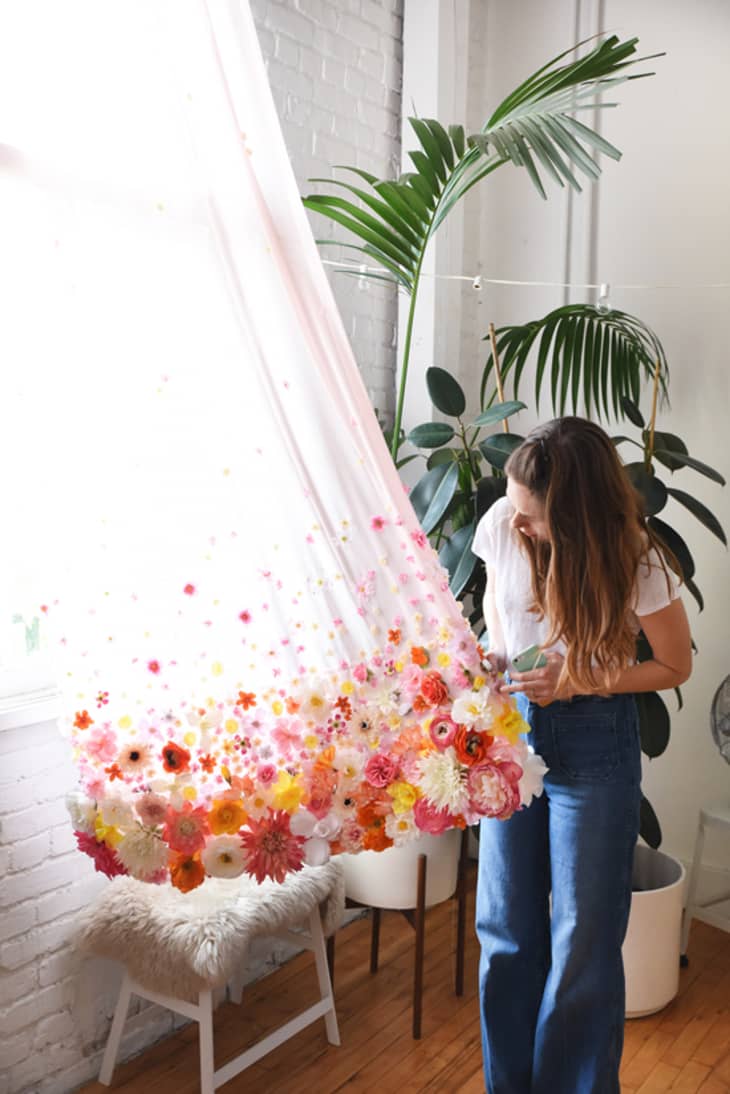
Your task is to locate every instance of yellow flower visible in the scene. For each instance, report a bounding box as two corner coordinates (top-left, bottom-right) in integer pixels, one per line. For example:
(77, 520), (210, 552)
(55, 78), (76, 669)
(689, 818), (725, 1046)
(394, 660), (404, 672)
(94, 815), (122, 849)
(273, 771), (304, 813)
(182, 786), (197, 802)
(437, 652), (451, 668)
(473, 675), (486, 691)
(304, 734), (318, 750)
(224, 719), (238, 734)
(341, 680), (354, 696)
(209, 798), (247, 834)
(271, 699), (284, 716)
(118, 715), (132, 730)
(183, 731), (197, 748)
(211, 661), (224, 677)
(494, 707), (528, 745)
(387, 781), (419, 815)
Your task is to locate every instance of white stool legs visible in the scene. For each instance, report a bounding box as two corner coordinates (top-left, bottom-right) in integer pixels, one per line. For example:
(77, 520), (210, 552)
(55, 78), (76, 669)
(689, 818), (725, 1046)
(681, 806), (730, 957)
(99, 971), (133, 1085)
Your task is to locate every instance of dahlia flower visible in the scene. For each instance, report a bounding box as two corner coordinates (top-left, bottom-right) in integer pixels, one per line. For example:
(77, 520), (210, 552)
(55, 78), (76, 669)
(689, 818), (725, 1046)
(116, 828), (169, 880)
(240, 809), (305, 883)
(416, 748), (469, 814)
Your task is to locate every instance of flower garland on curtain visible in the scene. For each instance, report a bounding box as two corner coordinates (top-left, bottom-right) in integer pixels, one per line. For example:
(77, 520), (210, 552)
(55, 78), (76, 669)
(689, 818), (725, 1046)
(3, 0), (545, 891)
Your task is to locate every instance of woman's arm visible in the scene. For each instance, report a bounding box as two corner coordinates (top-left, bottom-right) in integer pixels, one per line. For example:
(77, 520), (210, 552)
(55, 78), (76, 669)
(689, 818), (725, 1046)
(507, 598), (692, 704)
(483, 563), (507, 671)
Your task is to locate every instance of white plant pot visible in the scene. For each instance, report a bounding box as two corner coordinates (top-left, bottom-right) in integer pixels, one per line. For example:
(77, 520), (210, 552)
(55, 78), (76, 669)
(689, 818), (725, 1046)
(340, 829), (461, 910)
(622, 844), (686, 1018)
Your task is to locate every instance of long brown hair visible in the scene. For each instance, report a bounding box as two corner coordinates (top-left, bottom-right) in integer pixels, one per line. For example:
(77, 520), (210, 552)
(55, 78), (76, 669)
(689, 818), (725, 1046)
(504, 417), (680, 693)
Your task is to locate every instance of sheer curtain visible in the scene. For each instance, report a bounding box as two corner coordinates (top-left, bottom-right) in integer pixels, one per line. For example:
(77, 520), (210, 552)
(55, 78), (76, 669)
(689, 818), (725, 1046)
(0, 0), (544, 888)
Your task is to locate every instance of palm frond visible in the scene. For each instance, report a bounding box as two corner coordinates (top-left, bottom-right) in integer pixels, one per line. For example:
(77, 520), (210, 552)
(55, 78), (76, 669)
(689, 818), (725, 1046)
(482, 305), (669, 420)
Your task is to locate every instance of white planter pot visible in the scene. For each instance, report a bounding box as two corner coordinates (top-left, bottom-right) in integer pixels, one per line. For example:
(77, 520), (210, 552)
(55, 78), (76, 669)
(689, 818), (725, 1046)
(622, 844), (686, 1018)
(340, 829), (461, 909)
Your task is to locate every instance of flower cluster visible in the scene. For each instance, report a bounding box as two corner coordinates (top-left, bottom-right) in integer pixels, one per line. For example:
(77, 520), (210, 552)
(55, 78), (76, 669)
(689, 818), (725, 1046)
(67, 624), (545, 891)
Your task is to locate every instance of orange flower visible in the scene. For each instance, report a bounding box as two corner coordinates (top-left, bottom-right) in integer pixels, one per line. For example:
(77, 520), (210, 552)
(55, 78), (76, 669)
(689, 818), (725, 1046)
(237, 691), (256, 710)
(104, 763), (124, 781)
(169, 852), (205, 893)
(454, 727), (493, 766)
(391, 724), (433, 757)
(161, 741), (191, 773)
(410, 646), (429, 667)
(334, 696), (352, 718)
(74, 710), (93, 730)
(198, 753), (216, 773)
(420, 671), (449, 708)
(285, 697), (300, 714)
(388, 628), (402, 645)
(208, 798), (247, 835)
(357, 801), (393, 852)
(412, 694), (429, 714)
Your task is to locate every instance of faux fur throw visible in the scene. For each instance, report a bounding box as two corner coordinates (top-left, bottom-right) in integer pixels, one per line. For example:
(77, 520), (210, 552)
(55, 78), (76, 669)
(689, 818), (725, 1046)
(76, 861), (345, 1000)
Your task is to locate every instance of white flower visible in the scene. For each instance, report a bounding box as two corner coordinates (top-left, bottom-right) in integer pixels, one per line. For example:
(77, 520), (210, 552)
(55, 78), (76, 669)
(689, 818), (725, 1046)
(116, 828), (169, 880)
(100, 796), (135, 830)
(302, 837), (331, 867)
(66, 792), (96, 835)
(518, 746), (548, 806)
(299, 681), (331, 724)
(385, 811), (419, 846)
(451, 690), (494, 729)
(416, 748), (469, 814)
(332, 747), (365, 782)
(201, 836), (247, 879)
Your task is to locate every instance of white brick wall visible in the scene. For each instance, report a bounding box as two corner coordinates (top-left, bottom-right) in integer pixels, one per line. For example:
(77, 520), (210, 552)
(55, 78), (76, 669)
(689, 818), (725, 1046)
(0, 6), (402, 1093)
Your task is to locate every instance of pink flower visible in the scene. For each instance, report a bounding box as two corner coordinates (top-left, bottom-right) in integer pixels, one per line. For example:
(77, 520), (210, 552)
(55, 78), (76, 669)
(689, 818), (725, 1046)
(183, 583), (196, 596)
(271, 718), (303, 755)
(364, 753), (399, 788)
(85, 728), (118, 764)
(75, 831), (127, 879)
(413, 798), (456, 835)
(400, 663), (424, 698)
(163, 803), (210, 854)
(257, 764), (277, 785)
(239, 610), (252, 623)
(411, 529), (428, 548)
(353, 662), (369, 684)
(371, 516), (387, 531)
(147, 660), (161, 674)
(135, 793), (168, 827)
(467, 761), (523, 820)
(240, 809), (305, 884)
(429, 713), (458, 750)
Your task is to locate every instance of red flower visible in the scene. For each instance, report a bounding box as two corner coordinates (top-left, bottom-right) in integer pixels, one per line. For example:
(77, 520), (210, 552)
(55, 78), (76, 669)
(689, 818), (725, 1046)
(388, 628), (402, 645)
(334, 696), (352, 719)
(147, 660), (161, 674)
(364, 753), (399, 788)
(75, 831), (127, 879)
(454, 727), (493, 766)
(161, 741), (191, 773)
(239, 610), (252, 624)
(183, 583), (196, 596)
(74, 710), (93, 730)
(169, 851), (205, 893)
(410, 646), (429, 667)
(104, 763), (124, 782)
(240, 810), (305, 884)
(198, 753), (216, 773)
(237, 691), (256, 711)
(420, 671), (449, 708)
(164, 803), (209, 854)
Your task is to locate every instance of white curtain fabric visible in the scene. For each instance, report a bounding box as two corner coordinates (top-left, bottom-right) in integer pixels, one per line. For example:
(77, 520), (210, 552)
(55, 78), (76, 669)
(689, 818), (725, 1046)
(0, 0), (544, 888)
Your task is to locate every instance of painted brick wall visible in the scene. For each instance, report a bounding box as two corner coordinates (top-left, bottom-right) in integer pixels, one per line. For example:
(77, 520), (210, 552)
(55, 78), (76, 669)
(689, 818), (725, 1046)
(0, 4), (402, 1092)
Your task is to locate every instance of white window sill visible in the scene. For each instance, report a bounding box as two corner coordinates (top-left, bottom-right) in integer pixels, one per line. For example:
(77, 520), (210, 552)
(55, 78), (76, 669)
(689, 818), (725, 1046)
(0, 687), (63, 732)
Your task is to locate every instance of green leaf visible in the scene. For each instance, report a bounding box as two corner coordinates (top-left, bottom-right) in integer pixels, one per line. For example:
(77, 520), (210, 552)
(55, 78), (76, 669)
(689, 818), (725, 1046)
(648, 516), (695, 582)
(407, 422), (456, 449)
(472, 401), (526, 428)
(409, 462), (460, 535)
(426, 367), (467, 417)
(479, 433), (524, 471)
(395, 454), (420, 470)
(427, 447), (459, 470)
(476, 476), (507, 518)
(439, 521), (477, 599)
(636, 692), (670, 759)
(652, 450), (726, 486)
(665, 487), (727, 546)
(624, 463), (668, 517)
(621, 396), (645, 428)
(650, 431), (688, 472)
(684, 577), (704, 613)
(639, 794), (662, 850)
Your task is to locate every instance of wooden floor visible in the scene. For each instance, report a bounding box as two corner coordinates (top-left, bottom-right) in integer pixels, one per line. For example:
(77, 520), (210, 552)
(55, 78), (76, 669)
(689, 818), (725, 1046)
(77, 864), (730, 1094)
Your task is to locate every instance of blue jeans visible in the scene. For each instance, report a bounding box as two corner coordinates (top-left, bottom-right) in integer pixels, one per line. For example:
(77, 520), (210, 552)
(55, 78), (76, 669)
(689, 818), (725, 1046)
(476, 693), (641, 1094)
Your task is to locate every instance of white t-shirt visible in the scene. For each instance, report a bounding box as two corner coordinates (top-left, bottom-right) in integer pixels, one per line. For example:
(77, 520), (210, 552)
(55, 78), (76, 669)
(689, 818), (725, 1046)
(471, 496), (680, 660)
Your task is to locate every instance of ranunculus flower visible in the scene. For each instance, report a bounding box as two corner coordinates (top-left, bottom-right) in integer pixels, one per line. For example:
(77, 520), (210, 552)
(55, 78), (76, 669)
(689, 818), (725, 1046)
(454, 727), (493, 766)
(413, 798), (456, 835)
(208, 798), (247, 835)
(429, 713), (458, 750)
(169, 851), (205, 893)
(135, 793), (168, 827)
(201, 835), (247, 879)
(364, 752), (399, 788)
(420, 670), (449, 708)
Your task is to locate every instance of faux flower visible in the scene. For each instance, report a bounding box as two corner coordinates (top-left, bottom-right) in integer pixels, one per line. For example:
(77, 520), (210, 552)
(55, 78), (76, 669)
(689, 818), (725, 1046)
(454, 727), (493, 766)
(492, 703), (528, 746)
(169, 851), (205, 893)
(420, 671), (449, 708)
(135, 792), (168, 827)
(208, 798), (247, 835)
(429, 713), (458, 750)
(161, 741), (191, 773)
(364, 752), (399, 789)
(116, 828), (169, 880)
(75, 831), (127, 878)
(416, 749), (469, 814)
(467, 760), (522, 820)
(386, 780), (419, 815)
(86, 727), (118, 764)
(518, 746), (548, 805)
(100, 796), (135, 830)
(357, 799), (392, 852)
(451, 690), (495, 729)
(66, 792), (96, 835)
(385, 811), (418, 845)
(74, 710), (94, 730)
(240, 809), (305, 883)
(272, 770), (304, 813)
(410, 646), (429, 667)
(400, 663), (424, 698)
(117, 742), (152, 774)
(163, 802), (210, 854)
(413, 798), (455, 835)
(201, 835), (247, 879)
(332, 747), (364, 783)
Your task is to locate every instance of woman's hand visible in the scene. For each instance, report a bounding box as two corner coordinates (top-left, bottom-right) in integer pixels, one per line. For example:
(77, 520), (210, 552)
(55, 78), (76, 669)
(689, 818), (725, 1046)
(505, 651), (570, 706)
(483, 649), (507, 675)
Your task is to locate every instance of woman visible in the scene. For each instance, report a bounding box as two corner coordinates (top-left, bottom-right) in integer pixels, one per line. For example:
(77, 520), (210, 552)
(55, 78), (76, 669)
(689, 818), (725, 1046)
(472, 417), (691, 1094)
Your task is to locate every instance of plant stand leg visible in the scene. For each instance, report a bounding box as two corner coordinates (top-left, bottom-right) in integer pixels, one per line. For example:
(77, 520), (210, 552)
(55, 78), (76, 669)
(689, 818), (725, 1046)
(326, 933), (335, 986)
(681, 813), (706, 958)
(455, 828), (468, 997)
(413, 853), (427, 1040)
(370, 907), (381, 974)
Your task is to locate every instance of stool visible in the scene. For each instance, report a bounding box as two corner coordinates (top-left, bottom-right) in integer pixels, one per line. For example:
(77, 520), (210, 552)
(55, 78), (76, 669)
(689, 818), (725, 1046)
(681, 805), (730, 957)
(77, 862), (344, 1094)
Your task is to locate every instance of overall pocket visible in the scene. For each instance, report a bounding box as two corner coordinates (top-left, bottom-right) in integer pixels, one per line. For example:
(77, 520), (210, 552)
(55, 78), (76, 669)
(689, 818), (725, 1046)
(551, 712), (620, 781)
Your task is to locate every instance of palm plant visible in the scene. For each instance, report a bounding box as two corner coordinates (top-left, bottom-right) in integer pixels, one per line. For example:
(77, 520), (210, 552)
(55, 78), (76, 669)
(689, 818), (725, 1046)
(303, 34), (658, 459)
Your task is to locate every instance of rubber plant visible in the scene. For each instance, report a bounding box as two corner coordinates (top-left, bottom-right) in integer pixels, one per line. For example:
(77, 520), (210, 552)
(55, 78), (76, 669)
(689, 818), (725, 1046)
(303, 34), (658, 462)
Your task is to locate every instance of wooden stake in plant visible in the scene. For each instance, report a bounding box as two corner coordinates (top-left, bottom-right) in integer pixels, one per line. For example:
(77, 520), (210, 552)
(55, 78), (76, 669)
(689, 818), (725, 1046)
(488, 322), (509, 434)
(645, 357), (661, 471)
